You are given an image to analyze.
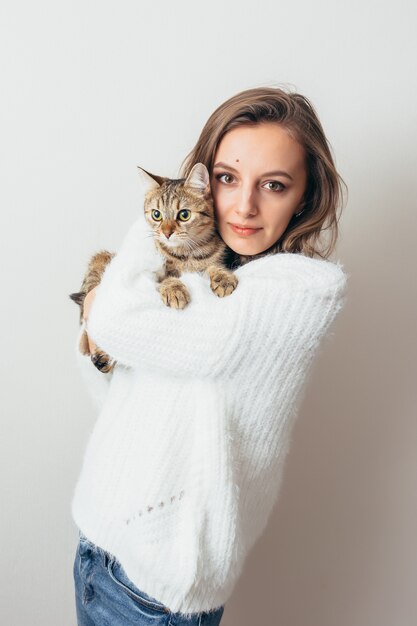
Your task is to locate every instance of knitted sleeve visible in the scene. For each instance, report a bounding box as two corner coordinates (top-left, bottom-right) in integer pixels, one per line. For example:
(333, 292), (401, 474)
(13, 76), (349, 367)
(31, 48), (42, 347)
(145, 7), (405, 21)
(85, 216), (349, 380)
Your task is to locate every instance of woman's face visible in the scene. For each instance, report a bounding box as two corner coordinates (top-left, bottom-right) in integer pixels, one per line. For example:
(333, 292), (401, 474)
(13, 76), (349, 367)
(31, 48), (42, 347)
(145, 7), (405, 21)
(210, 122), (307, 256)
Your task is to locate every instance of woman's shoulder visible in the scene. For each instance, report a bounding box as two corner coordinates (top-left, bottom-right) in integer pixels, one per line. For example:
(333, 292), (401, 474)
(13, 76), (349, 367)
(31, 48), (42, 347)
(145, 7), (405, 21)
(235, 251), (349, 295)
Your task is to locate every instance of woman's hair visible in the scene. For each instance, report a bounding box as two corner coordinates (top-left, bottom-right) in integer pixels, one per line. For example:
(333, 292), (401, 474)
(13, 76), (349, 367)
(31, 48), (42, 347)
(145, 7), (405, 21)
(179, 86), (346, 259)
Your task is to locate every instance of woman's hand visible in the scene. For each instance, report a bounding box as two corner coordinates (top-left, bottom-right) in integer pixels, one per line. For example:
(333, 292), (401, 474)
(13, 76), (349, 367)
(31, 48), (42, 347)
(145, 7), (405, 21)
(83, 287), (98, 353)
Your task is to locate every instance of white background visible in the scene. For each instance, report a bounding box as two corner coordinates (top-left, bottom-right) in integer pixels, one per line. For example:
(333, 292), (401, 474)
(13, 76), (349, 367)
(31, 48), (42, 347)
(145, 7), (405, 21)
(1, 1), (416, 624)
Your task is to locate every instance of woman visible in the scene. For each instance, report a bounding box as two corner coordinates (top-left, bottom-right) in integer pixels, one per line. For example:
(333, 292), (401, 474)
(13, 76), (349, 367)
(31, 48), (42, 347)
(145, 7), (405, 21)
(72, 86), (348, 626)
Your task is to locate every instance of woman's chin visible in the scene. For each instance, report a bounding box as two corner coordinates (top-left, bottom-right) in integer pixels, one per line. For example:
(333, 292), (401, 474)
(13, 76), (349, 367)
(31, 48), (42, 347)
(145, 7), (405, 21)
(224, 237), (267, 256)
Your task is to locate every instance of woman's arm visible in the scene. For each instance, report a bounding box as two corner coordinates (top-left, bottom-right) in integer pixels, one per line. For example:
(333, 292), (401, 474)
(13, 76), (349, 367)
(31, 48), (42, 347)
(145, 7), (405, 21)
(85, 216), (349, 380)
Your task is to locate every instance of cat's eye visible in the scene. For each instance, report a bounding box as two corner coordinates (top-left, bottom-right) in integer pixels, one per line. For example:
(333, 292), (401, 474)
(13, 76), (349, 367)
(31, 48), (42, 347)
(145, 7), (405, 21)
(177, 209), (191, 222)
(151, 209), (163, 221)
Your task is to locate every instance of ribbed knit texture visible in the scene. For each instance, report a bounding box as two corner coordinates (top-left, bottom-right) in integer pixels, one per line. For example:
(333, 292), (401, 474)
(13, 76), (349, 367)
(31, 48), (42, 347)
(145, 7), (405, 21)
(71, 214), (349, 615)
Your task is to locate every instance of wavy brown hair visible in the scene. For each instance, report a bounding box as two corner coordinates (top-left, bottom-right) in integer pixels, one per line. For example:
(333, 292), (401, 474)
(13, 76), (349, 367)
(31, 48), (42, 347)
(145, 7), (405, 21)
(179, 86), (347, 260)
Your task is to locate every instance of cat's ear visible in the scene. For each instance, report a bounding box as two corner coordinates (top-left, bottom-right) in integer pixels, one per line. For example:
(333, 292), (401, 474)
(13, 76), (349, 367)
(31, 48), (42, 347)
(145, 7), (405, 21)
(184, 163), (210, 194)
(137, 166), (165, 192)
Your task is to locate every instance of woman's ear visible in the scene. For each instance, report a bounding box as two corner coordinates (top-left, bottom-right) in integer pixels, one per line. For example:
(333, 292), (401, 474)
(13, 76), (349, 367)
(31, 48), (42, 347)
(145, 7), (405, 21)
(294, 200), (306, 217)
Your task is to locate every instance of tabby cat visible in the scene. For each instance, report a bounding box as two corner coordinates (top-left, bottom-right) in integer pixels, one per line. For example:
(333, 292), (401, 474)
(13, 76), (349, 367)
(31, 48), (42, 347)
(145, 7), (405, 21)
(69, 162), (238, 373)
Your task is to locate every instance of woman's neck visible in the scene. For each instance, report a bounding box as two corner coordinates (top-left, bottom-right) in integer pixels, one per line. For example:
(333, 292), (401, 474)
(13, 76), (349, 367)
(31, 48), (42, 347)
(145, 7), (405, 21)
(224, 241), (282, 270)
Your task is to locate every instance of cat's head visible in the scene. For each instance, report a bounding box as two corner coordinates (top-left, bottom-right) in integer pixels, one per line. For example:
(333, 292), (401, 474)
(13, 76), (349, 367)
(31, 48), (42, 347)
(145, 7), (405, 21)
(137, 163), (217, 252)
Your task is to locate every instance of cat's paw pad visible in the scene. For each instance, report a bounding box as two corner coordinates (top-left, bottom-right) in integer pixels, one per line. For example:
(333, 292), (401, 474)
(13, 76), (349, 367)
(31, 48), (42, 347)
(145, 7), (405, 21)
(160, 280), (191, 309)
(210, 270), (238, 297)
(91, 350), (116, 373)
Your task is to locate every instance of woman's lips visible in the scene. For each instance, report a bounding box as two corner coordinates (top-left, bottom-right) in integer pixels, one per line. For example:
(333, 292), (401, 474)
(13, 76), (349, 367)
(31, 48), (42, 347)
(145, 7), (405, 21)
(229, 223), (262, 236)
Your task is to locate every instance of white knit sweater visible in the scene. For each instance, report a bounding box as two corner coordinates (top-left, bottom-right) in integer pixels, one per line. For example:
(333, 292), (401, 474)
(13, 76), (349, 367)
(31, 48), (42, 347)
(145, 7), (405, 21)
(71, 214), (348, 615)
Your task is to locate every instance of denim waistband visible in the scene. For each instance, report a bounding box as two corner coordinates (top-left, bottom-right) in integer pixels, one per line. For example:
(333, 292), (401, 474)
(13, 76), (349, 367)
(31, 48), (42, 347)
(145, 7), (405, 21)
(78, 530), (112, 567)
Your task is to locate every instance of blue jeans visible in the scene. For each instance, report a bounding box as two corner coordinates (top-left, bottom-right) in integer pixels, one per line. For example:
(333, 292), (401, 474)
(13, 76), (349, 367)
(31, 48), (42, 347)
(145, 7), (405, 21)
(73, 531), (225, 625)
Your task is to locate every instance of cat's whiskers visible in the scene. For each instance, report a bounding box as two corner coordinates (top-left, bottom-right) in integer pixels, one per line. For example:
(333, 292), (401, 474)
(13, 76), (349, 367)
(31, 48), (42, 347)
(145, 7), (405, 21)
(182, 238), (200, 254)
(197, 229), (218, 246)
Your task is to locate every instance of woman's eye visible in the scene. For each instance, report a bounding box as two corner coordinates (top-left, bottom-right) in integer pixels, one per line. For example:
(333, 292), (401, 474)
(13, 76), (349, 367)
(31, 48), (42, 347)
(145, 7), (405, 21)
(216, 173), (234, 184)
(152, 209), (162, 221)
(264, 181), (286, 192)
(177, 209), (191, 221)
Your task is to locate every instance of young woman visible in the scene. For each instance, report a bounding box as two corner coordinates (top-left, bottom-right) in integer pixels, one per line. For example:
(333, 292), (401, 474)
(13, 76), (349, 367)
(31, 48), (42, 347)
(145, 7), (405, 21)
(72, 86), (348, 626)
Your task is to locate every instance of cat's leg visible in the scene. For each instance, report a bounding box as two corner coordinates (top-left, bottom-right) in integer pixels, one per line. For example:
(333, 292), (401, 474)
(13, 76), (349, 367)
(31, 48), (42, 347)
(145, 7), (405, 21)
(159, 277), (191, 309)
(70, 250), (117, 372)
(79, 328), (90, 355)
(76, 319), (116, 372)
(156, 263), (191, 309)
(205, 265), (238, 297)
(77, 325), (115, 372)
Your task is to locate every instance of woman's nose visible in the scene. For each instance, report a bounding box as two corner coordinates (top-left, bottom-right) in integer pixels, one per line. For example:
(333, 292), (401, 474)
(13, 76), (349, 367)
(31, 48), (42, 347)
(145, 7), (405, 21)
(234, 188), (258, 218)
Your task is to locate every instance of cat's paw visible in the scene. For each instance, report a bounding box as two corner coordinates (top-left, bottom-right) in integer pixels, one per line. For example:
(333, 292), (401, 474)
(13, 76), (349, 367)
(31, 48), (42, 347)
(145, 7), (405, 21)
(210, 269), (238, 297)
(91, 349), (116, 373)
(159, 278), (191, 309)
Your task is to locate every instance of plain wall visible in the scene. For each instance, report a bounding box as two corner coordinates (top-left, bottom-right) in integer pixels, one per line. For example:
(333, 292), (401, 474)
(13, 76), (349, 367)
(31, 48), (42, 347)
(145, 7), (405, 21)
(1, 0), (416, 624)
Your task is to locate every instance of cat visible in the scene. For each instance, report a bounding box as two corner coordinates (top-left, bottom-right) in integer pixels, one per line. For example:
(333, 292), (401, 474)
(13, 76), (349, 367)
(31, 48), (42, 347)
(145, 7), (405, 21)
(69, 162), (238, 373)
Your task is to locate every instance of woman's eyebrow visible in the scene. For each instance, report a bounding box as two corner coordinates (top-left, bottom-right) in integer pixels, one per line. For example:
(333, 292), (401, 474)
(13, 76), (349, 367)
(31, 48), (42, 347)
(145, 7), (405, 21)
(213, 161), (294, 181)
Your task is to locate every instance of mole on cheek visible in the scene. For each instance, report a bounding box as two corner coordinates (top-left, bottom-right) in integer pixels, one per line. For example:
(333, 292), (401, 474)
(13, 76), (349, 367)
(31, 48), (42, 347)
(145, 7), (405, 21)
(236, 159), (239, 162)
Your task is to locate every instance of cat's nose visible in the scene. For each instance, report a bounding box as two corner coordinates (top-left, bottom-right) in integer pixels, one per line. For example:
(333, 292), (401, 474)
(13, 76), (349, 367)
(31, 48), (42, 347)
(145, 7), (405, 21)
(161, 225), (175, 239)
